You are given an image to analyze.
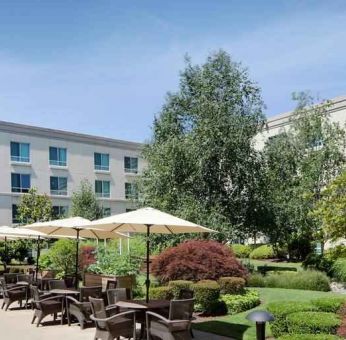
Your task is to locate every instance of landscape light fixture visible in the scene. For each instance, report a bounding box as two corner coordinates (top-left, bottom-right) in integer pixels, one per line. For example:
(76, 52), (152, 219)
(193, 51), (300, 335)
(246, 310), (274, 340)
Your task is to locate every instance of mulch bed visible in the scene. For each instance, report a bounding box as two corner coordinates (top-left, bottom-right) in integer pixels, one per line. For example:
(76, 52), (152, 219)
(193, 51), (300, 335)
(337, 303), (346, 338)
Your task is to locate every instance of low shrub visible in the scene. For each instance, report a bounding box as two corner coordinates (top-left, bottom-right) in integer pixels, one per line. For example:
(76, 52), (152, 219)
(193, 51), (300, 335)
(168, 280), (193, 299)
(218, 277), (245, 294)
(332, 259), (346, 283)
(311, 297), (346, 312)
(192, 280), (220, 313)
(302, 253), (334, 275)
(247, 273), (266, 287)
(151, 240), (247, 283)
(267, 301), (317, 337)
(257, 265), (297, 275)
(264, 270), (330, 291)
(278, 334), (342, 340)
(230, 244), (252, 258)
(287, 311), (340, 335)
(249, 245), (275, 259)
(326, 245), (346, 261)
(220, 289), (260, 314)
(149, 286), (173, 300)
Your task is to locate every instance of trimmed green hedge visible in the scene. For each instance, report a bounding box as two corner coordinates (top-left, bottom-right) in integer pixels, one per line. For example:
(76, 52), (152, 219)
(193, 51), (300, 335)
(230, 244), (252, 258)
(267, 301), (317, 337)
(168, 280), (193, 299)
(287, 312), (340, 335)
(311, 297), (346, 313)
(220, 289), (260, 314)
(249, 245), (275, 259)
(149, 286), (173, 300)
(257, 265), (297, 275)
(218, 277), (245, 294)
(192, 280), (220, 313)
(278, 334), (342, 340)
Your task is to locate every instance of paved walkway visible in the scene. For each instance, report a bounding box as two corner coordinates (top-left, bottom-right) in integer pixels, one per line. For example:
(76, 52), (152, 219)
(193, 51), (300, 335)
(0, 302), (233, 340)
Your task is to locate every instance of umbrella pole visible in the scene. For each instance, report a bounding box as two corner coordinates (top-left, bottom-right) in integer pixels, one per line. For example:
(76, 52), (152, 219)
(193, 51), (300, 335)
(75, 229), (80, 289)
(146, 225), (151, 303)
(35, 236), (41, 282)
(4, 236), (7, 272)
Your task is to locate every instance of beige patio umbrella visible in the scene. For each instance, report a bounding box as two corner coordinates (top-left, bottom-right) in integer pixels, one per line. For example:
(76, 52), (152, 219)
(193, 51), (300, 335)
(23, 217), (129, 287)
(82, 207), (216, 302)
(0, 225), (47, 275)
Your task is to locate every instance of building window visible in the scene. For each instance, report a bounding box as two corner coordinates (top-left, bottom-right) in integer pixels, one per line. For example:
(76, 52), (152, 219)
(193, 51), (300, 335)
(102, 207), (111, 217)
(125, 182), (138, 200)
(12, 204), (20, 224)
(10, 142), (30, 163)
(95, 180), (110, 198)
(49, 147), (67, 166)
(94, 153), (109, 171)
(124, 156), (138, 174)
(52, 206), (69, 218)
(50, 176), (67, 196)
(11, 173), (31, 193)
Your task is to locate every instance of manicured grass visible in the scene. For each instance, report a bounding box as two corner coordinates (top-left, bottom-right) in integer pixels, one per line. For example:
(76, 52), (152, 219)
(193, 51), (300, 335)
(240, 258), (303, 271)
(193, 288), (342, 340)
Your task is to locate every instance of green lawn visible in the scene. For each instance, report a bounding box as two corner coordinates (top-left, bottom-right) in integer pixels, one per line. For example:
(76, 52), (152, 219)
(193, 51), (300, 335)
(240, 258), (303, 271)
(193, 288), (343, 340)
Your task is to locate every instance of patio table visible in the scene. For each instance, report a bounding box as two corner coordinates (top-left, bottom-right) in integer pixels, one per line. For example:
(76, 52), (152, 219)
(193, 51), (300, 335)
(50, 289), (80, 324)
(115, 299), (170, 338)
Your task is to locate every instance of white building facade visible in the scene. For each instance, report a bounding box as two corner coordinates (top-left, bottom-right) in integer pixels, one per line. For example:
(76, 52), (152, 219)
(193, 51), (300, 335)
(0, 120), (144, 226)
(255, 95), (346, 149)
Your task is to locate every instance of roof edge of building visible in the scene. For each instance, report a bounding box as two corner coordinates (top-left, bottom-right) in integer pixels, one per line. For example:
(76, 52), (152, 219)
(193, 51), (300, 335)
(0, 120), (144, 150)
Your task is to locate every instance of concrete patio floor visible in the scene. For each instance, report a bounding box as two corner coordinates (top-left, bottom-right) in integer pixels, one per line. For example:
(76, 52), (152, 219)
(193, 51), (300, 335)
(0, 302), (234, 340)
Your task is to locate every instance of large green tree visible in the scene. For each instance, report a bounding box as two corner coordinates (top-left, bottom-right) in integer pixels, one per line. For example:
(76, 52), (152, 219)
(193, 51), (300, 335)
(312, 171), (346, 240)
(139, 50), (266, 243)
(263, 93), (345, 258)
(71, 179), (103, 220)
(17, 188), (53, 224)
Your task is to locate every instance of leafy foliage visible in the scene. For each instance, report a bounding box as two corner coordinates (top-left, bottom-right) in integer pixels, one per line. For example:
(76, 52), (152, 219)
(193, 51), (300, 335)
(71, 179), (102, 220)
(248, 270), (330, 291)
(311, 297), (346, 313)
(218, 277), (245, 294)
(139, 50), (267, 245)
(168, 280), (193, 299)
(149, 286), (173, 300)
(263, 93), (346, 259)
(230, 244), (252, 258)
(267, 301), (317, 337)
(287, 311), (340, 335)
(79, 245), (96, 271)
(220, 289), (260, 314)
(332, 259), (346, 283)
(312, 171), (346, 240)
(151, 240), (247, 282)
(87, 246), (141, 276)
(192, 280), (220, 313)
(249, 244), (275, 259)
(48, 239), (76, 278)
(278, 334), (342, 340)
(17, 188), (53, 224)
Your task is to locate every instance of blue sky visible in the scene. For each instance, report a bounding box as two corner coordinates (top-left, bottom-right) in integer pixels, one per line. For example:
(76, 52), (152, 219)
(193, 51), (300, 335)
(0, 1), (345, 142)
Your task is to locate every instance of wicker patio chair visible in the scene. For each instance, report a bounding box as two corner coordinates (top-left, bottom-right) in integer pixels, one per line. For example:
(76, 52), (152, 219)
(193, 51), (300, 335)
(0, 277), (27, 311)
(3, 273), (18, 286)
(67, 286), (103, 329)
(17, 274), (33, 284)
(48, 279), (67, 290)
(146, 299), (195, 340)
(30, 285), (64, 327)
(89, 297), (136, 340)
(107, 288), (127, 306)
(106, 279), (117, 290)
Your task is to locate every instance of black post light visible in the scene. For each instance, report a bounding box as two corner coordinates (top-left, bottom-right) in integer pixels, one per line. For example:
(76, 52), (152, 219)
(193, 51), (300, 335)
(246, 310), (274, 340)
